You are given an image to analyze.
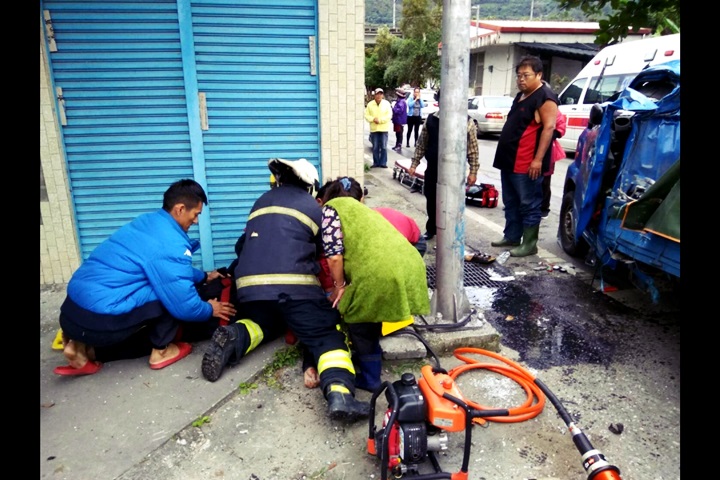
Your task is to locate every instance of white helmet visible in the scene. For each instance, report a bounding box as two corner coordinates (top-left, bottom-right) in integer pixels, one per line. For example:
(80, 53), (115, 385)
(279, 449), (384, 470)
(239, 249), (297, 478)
(268, 158), (320, 191)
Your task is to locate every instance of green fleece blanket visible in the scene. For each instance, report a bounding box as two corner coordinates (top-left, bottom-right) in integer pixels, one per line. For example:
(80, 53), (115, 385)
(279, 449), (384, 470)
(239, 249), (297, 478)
(325, 197), (430, 324)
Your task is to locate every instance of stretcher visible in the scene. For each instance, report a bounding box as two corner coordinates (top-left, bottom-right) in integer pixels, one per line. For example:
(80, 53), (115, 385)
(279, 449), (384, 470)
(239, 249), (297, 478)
(392, 157), (426, 194)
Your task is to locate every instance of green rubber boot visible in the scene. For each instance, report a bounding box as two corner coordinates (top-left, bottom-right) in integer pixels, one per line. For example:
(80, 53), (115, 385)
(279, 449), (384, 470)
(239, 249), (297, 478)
(509, 225), (540, 257)
(491, 237), (521, 247)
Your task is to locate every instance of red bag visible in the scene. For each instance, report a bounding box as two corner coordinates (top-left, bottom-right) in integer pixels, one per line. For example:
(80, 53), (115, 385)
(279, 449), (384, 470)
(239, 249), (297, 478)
(465, 183), (499, 208)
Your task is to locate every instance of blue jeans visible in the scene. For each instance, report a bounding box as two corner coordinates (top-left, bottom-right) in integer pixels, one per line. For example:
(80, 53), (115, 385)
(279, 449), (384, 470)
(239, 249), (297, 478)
(500, 170), (543, 242)
(370, 132), (388, 167)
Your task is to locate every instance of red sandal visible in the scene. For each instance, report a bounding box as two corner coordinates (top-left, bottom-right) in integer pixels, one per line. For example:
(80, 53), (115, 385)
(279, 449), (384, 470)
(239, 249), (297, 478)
(53, 360), (103, 376)
(149, 342), (192, 370)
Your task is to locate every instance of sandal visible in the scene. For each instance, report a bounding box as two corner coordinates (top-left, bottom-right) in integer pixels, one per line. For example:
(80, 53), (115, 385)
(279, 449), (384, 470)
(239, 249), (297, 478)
(465, 252), (496, 264)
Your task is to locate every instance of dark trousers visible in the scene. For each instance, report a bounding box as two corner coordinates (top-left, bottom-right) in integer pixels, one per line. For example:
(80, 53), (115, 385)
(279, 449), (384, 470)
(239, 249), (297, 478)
(59, 282), (225, 362)
(500, 170), (544, 241)
(346, 322), (383, 391)
(234, 297), (356, 395)
(394, 129), (404, 147)
(59, 297), (179, 362)
(406, 116), (423, 146)
(541, 174), (552, 214)
(423, 171), (437, 236)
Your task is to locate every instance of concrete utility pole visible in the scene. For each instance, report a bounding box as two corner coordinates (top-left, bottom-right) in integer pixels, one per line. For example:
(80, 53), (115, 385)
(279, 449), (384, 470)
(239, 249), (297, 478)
(392, 0), (396, 29)
(433, 0), (473, 322)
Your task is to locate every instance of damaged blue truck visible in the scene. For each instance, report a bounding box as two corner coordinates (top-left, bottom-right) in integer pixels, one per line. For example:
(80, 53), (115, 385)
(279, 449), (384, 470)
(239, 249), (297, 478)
(557, 59), (680, 302)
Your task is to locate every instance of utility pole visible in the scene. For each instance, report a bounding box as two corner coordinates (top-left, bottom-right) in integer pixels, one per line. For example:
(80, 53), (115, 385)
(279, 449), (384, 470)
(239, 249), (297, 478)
(530, 0), (535, 20)
(472, 4), (480, 40)
(433, 0), (473, 322)
(392, 0), (396, 29)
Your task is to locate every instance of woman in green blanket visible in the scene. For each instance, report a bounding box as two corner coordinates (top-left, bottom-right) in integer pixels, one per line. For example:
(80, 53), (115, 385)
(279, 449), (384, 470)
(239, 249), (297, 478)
(318, 177), (430, 391)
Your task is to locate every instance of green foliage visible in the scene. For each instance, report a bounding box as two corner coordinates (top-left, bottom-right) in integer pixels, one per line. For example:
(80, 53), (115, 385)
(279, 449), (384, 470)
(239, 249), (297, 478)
(365, 53), (385, 93)
(365, 0), (442, 91)
(268, 344), (303, 370)
(367, 0), (594, 27)
(556, 0), (680, 44)
(387, 359), (427, 377)
(191, 415), (211, 428)
(259, 344), (304, 390)
(365, 0), (680, 46)
(238, 382), (258, 394)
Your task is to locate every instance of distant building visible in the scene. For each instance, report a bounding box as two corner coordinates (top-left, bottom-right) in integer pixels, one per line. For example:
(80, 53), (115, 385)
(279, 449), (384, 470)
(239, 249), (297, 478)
(465, 20), (651, 95)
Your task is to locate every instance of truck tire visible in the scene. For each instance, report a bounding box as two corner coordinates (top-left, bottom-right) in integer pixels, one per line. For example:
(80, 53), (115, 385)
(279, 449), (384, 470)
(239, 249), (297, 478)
(559, 190), (589, 257)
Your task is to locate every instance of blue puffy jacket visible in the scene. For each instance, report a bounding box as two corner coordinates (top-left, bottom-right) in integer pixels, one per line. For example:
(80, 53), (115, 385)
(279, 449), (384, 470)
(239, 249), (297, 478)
(67, 209), (213, 321)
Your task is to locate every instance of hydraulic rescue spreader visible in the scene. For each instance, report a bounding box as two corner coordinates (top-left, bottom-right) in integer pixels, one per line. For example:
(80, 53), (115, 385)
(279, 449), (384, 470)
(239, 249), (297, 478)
(367, 348), (622, 480)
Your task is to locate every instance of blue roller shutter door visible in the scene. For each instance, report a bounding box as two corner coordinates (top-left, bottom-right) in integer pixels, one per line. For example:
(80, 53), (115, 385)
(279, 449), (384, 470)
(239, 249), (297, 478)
(41, 0), (320, 270)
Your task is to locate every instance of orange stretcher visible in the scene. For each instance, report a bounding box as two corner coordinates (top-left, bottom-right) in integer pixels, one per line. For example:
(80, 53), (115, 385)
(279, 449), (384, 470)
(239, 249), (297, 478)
(392, 157), (426, 194)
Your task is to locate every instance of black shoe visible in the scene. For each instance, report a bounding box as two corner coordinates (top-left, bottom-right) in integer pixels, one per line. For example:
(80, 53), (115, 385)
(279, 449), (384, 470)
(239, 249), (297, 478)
(410, 186), (422, 193)
(370, 165), (379, 168)
(326, 390), (371, 422)
(201, 324), (239, 382)
(423, 232), (435, 240)
(380, 165), (388, 168)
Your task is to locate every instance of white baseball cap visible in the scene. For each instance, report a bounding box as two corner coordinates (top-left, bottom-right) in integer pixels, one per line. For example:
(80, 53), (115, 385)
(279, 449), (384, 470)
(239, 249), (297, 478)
(268, 158), (319, 189)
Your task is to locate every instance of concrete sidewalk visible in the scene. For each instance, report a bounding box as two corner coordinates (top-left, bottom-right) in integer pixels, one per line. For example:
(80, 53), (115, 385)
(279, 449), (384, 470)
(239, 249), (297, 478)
(40, 140), (503, 480)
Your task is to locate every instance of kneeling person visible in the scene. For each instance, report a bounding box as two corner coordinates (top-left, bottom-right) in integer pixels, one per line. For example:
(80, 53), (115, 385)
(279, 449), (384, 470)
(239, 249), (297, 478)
(55, 179), (237, 376)
(201, 158), (370, 422)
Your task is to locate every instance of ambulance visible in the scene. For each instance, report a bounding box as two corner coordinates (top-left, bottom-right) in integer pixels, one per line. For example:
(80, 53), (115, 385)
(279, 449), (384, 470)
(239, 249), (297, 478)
(557, 33), (680, 154)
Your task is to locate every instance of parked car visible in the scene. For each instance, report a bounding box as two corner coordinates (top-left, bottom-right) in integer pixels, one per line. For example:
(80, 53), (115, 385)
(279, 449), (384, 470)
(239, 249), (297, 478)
(404, 88), (439, 119)
(558, 59), (680, 301)
(467, 95), (514, 137)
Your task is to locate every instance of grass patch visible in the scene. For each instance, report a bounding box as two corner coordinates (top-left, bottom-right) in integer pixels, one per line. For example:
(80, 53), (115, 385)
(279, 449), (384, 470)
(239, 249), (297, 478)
(386, 358), (426, 378)
(238, 382), (258, 394)
(260, 344), (303, 389)
(191, 415), (211, 428)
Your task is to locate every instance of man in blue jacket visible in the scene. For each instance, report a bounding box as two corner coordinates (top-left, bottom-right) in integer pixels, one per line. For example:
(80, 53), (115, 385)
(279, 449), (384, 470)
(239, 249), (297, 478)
(54, 179), (237, 376)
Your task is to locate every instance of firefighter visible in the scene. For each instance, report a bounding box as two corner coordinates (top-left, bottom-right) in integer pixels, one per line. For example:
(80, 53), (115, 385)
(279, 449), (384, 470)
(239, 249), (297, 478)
(201, 158), (370, 422)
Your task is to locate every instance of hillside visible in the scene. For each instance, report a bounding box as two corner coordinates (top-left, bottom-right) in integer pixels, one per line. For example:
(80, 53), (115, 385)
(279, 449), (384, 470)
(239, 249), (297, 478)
(366, 0), (594, 26)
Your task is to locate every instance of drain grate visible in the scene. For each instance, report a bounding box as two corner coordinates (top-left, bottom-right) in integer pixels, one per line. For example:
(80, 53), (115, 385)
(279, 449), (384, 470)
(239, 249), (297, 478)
(426, 262), (506, 289)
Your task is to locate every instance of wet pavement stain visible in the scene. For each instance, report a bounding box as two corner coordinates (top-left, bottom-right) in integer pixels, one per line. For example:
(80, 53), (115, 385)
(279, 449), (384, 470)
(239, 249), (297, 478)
(487, 276), (628, 370)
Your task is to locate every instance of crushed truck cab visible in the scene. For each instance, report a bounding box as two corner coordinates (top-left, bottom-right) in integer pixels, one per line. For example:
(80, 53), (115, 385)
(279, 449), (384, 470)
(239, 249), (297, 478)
(558, 59), (680, 302)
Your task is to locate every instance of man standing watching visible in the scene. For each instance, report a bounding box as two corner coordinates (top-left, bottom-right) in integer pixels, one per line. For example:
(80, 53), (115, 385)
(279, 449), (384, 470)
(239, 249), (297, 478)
(364, 88), (392, 168)
(492, 55), (558, 257)
(408, 89), (479, 240)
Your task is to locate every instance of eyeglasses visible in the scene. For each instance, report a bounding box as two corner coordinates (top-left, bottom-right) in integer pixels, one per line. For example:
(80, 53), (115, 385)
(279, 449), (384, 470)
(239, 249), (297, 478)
(516, 73), (537, 80)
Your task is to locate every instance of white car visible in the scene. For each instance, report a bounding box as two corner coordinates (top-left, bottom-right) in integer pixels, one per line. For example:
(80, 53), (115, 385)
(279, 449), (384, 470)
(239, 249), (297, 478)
(467, 95), (514, 138)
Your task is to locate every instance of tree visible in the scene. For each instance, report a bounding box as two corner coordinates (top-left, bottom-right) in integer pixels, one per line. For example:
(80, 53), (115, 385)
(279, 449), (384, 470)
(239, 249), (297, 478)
(364, 0), (443, 92)
(556, 0), (680, 45)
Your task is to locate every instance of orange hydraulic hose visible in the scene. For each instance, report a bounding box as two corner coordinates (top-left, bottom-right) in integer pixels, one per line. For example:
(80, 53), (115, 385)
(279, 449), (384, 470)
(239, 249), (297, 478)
(448, 347), (546, 424)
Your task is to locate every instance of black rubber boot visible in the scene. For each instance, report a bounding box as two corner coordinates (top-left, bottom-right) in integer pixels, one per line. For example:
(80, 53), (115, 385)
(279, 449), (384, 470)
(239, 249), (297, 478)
(326, 385), (371, 422)
(201, 324), (240, 382)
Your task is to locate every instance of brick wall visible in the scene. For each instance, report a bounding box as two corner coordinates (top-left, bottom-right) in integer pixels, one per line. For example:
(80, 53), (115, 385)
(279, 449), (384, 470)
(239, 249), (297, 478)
(40, 30), (80, 287)
(317, 0), (367, 185)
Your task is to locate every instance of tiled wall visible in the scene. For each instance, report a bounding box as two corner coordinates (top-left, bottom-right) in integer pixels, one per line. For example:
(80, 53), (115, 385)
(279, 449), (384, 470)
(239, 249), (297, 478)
(317, 0), (367, 185)
(40, 31), (80, 287)
(39, 2), (367, 286)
